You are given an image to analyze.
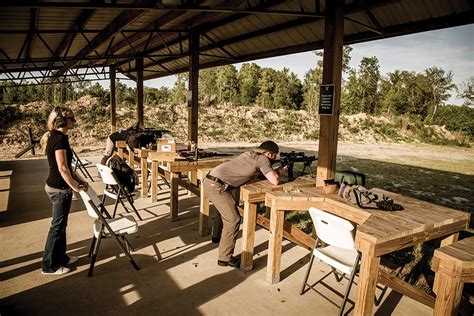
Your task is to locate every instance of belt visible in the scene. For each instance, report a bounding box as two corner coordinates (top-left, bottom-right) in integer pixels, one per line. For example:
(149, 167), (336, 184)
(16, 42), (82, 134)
(206, 174), (226, 185)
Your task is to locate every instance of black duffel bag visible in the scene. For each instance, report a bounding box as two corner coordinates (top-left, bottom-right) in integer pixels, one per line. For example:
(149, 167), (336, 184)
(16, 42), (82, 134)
(125, 128), (170, 149)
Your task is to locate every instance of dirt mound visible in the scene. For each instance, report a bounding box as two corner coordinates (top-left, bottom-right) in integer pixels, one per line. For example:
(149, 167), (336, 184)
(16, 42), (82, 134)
(0, 96), (469, 160)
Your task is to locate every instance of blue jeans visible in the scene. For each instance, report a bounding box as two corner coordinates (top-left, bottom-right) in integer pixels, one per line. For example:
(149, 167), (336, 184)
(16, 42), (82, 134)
(42, 191), (73, 272)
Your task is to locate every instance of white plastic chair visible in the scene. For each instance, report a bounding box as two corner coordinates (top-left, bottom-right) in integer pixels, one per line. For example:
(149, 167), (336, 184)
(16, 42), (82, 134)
(79, 187), (139, 277)
(96, 163), (143, 220)
(300, 207), (360, 316)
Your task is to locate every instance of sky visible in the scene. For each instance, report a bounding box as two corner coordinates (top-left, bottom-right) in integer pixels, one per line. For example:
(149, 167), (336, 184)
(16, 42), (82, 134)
(136, 24), (474, 105)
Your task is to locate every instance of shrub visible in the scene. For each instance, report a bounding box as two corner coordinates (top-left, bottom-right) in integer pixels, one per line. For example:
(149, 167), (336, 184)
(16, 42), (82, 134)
(305, 130), (319, 140)
(0, 105), (23, 124)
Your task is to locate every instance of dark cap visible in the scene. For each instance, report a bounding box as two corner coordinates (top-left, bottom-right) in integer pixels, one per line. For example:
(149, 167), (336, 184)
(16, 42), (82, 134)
(253, 140), (279, 154)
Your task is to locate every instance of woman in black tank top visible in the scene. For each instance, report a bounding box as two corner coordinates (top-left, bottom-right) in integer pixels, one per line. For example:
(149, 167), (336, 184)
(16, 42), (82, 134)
(40, 106), (89, 275)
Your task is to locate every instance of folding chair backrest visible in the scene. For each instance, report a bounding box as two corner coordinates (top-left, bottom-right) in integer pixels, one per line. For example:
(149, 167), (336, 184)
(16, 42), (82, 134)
(96, 163), (119, 186)
(79, 188), (102, 219)
(308, 207), (356, 250)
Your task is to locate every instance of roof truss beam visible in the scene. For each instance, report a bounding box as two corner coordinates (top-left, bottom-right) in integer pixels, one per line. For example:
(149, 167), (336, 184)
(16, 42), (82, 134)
(55, 9), (96, 58)
(116, 0), (287, 68)
(132, 0), (395, 72)
(91, 0), (250, 68)
(52, 3), (149, 78)
(144, 9), (474, 80)
(1, 1), (325, 18)
(26, 8), (40, 60)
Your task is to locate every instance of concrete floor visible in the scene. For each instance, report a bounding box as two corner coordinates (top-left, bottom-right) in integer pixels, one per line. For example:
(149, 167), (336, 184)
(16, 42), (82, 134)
(0, 156), (433, 315)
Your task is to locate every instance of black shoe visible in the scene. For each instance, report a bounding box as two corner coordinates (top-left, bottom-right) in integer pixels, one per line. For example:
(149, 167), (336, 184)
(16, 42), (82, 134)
(217, 256), (240, 268)
(211, 236), (221, 243)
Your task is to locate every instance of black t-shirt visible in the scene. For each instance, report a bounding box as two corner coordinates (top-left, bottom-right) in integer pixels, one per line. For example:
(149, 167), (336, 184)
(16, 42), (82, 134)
(109, 127), (134, 142)
(46, 130), (73, 189)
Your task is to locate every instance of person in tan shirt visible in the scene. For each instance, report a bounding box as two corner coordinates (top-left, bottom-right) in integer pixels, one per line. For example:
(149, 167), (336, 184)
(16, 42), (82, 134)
(203, 141), (281, 268)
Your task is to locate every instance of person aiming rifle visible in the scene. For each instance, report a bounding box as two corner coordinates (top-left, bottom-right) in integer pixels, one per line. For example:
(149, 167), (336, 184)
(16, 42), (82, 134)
(202, 141), (282, 268)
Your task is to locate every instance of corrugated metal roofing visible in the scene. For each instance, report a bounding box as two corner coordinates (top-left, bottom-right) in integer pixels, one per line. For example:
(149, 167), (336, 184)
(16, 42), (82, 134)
(0, 0), (472, 83)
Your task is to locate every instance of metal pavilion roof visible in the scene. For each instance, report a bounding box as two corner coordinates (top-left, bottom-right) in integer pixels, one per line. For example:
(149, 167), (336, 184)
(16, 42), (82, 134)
(0, 0), (473, 85)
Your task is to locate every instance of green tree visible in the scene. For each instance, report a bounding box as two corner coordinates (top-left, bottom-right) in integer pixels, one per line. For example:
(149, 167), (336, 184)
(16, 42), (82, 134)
(456, 77), (474, 106)
(256, 68), (276, 108)
(87, 82), (109, 104)
(358, 56), (380, 114)
(315, 46), (353, 73)
(432, 104), (474, 137)
(341, 68), (361, 114)
(237, 63), (261, 106)
(199, 68), (218, 104)
(215, 65), (239, 104)
(171, 73), (187, 105)
(302, 60), (323, 114)
(144, 86), (171, 105)
(2, 83), (19, 104)
(423, 67), (455, 122)
(273, 68), (302, 109)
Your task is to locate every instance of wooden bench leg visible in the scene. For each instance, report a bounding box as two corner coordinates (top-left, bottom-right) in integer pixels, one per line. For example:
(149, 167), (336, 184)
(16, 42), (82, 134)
(170, 172), (179, 221)
(240, 202), (257, 272)
(141, 157), (148, 198)
(151, 161), (158, 202)
(266, 204), (284, 284)
(199, 183), (209, 236)
(354, 241), (380, 316)
(433, 272), (464, 316)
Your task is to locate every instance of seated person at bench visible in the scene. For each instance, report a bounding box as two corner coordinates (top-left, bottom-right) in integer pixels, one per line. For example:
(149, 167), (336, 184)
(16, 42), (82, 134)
(100, 122), (142, 165)
(202, 141), (282, 268)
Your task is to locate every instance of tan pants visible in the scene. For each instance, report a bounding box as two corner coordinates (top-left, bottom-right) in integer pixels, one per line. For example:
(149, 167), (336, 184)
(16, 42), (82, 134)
(203, 178), (241, 262)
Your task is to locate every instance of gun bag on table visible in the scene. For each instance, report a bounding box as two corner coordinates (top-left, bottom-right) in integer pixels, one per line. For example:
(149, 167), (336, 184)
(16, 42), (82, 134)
(335, 170), (366, 186)
(126, 129), (170, 149)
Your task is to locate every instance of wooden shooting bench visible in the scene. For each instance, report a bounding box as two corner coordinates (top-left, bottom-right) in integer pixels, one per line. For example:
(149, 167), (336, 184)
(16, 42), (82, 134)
(431, 236), (474, 315)
(239, 176), (316, 272)
(148, 154), (231, 222)
(264, 186), (470, 315)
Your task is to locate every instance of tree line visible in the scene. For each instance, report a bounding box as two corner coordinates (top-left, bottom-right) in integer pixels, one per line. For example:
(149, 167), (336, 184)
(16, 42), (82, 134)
(1, 46), (473, 136)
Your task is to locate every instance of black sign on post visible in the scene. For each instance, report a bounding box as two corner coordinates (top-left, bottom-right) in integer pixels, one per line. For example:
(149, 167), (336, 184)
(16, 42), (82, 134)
(318, 84), (335, 115)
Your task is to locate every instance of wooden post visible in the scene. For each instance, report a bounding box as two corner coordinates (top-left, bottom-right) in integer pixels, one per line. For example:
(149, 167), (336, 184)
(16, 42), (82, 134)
(316, 0), (344, 187)
(241, 202), (257, 272)
(188, 31), (199, 145)
(110, 65), (117, 133)
(136, 56), (144, 126)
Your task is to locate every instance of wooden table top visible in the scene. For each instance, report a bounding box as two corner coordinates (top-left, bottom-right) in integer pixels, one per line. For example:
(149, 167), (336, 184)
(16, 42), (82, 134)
(265, 186), (470, 256)
(240, 176), (315, 203)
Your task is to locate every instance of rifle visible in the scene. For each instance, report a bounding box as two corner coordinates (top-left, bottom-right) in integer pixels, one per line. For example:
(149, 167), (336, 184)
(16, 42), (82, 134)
(277, 151), (317, 179)
(179, 149), (233, 159)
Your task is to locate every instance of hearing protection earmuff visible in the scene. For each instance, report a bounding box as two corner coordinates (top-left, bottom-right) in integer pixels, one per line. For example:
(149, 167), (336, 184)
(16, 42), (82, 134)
(53, 106), (67, 128)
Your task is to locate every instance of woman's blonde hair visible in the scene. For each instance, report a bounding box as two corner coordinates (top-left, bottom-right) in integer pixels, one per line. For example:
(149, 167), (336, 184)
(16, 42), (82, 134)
(40, 106), (74, 154)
